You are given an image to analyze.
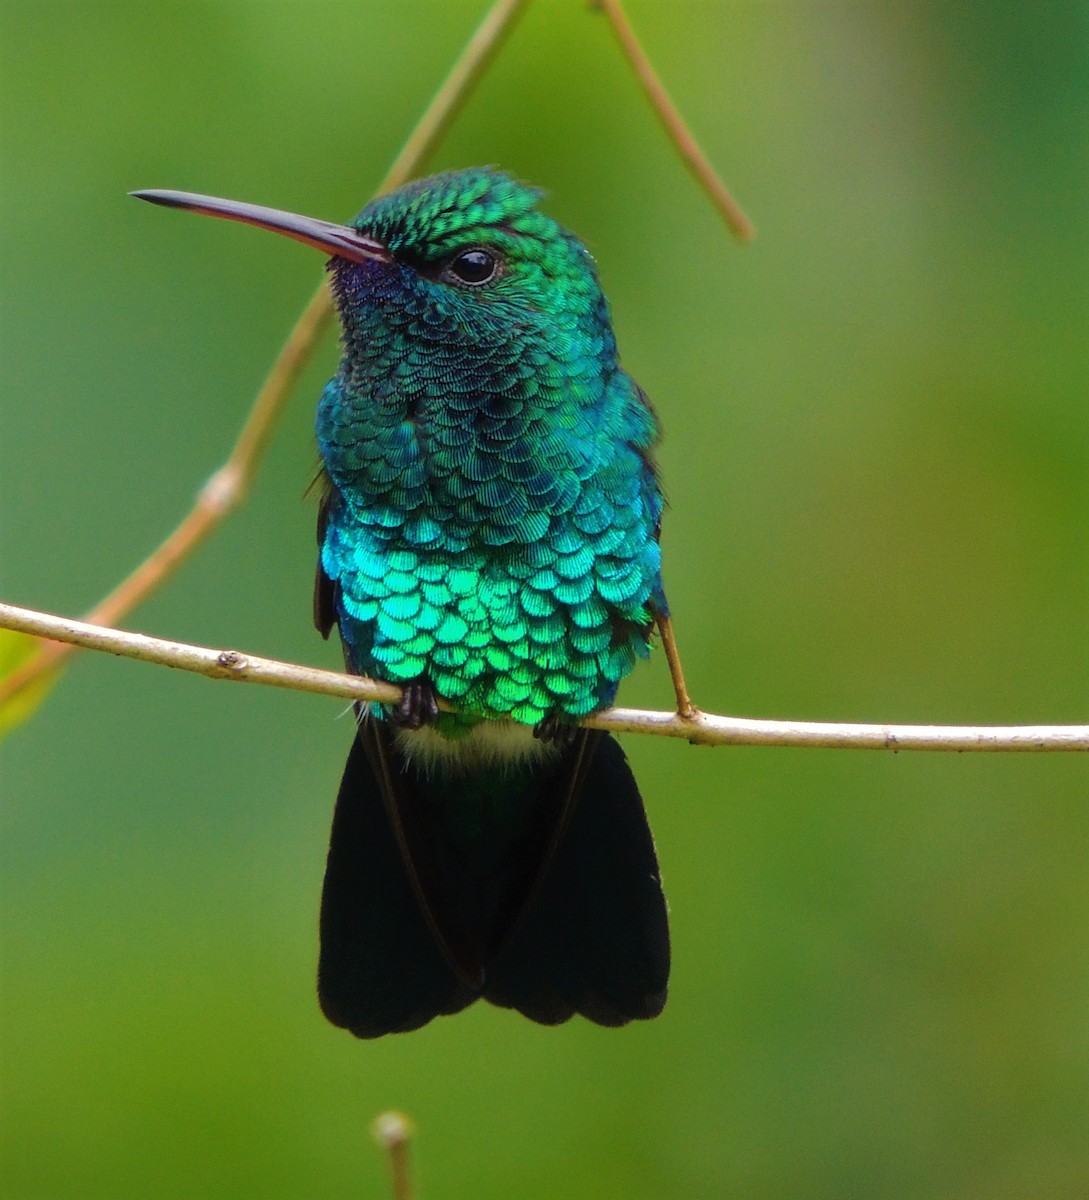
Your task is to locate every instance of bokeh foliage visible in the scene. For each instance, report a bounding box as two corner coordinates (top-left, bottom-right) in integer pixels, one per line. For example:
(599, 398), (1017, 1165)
(1, 3), (1086, 1197)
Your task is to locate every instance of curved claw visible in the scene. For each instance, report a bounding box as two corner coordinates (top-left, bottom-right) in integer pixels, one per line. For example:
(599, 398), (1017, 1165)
(533, 713), (580, 750)
(392, 679), (440, 730)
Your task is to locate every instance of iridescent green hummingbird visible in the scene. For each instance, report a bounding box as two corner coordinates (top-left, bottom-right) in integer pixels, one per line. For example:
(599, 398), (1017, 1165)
(133, 169), (672, 1037)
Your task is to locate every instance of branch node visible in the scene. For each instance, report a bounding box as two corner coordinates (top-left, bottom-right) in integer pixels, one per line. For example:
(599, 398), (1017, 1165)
(215, 649), (248, 676)
(200, 465), (244, 515)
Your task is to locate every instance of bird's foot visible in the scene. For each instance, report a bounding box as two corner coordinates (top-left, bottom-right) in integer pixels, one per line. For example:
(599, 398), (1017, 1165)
(533, 713), (580, 750)
(391, 678), (440, 730)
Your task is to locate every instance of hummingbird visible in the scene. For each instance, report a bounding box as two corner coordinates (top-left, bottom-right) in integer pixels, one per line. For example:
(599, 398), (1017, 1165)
(133, 169), (671, 1037)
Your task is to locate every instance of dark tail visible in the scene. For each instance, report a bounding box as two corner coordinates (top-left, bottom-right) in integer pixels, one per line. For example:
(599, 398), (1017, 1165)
(483, 732), (670, 1025)
(318, 724), (669, 1038)
(317, 735), (479, 1037)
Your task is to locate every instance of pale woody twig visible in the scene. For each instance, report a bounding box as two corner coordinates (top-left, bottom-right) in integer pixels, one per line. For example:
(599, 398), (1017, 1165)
(1, 601), (1085, 753)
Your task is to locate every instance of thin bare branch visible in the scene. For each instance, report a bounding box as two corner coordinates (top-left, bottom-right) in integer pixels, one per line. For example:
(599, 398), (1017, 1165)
(379, 0), (532, 196)
(2, 601), (1085, 752)
(653, 609), (695, 718)
(0, 0), (531, 712)
(595, 0), (756, 242)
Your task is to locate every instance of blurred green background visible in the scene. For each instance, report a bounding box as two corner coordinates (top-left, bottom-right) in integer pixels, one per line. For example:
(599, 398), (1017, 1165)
(2, 3), (1087, 1197)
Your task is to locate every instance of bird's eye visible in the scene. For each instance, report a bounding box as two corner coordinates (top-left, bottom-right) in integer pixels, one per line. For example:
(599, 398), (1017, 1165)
(444, 248), (499, 287)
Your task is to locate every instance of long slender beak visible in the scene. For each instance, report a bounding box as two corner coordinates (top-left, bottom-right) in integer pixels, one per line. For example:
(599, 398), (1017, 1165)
(130, 189), (391, 265)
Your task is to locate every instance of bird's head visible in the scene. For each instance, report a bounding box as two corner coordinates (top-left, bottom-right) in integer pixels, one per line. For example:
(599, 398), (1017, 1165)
(339, 168), (603, 335)
(132, 168), (613, 370)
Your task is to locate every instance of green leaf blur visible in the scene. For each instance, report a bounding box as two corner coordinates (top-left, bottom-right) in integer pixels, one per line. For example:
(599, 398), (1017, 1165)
(0, 631), (56, 738)
(1, 3), (1086, 1198)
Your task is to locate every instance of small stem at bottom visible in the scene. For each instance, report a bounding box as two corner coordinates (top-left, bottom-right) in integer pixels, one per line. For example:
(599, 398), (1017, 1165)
(372, 1111), (416, 1200)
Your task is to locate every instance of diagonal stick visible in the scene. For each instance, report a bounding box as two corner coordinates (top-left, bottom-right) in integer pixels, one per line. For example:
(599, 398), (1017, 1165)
(0, 0), (532, 712)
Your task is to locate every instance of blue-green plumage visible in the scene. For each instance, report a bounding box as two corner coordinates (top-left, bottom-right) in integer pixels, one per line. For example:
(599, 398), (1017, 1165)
(133, 168), (671, 1036)
(317, 170), (666, 725)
